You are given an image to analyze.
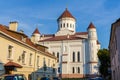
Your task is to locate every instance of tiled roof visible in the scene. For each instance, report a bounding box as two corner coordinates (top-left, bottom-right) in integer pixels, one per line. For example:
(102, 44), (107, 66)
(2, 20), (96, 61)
(39, 35), (86, 42)
(0, 24), (36, 48)
(75, 32), (88, 35)
(32, 28), (40, 34)
(87, 22), (96, 29)
(0, 24), (56, 59)
(57, 8), (75, 21)
(4, 61), (22, 68)
(41, 34), (54, 37)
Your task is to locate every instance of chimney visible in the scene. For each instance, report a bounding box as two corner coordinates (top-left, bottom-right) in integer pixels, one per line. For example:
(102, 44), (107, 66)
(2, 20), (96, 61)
(9, 21), (18, 31)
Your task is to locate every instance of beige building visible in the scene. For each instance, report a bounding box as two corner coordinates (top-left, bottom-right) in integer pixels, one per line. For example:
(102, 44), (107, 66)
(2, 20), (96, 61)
(0, 22), (57, 80)
(109, 18), (120, 80)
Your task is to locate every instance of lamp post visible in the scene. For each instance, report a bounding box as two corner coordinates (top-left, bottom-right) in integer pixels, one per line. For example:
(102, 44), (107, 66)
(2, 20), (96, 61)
(43, 58), (47, 77)
(43, 63), (47, 76)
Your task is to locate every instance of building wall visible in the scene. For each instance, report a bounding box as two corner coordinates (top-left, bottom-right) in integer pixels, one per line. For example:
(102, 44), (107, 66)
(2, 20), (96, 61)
(0, 32), (56, 80)
(39, 39), (86, 78)
(110, 24), (120, 80)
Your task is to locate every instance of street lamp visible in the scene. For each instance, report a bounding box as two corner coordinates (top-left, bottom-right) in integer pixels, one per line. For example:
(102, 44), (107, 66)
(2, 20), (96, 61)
(43, 58), (47, 77)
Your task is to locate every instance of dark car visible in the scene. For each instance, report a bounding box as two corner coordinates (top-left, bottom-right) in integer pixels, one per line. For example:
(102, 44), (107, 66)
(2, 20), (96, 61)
(40, 77), (50, 80)
(53, 77), (60, 80)
(88, 77), (104, 80)
(0, 74), (27, 80)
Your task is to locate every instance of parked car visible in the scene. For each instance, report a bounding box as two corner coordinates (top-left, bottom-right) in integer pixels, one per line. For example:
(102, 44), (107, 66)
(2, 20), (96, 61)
(40, 77), (51, 80)
(53, 77), (60, 80)
(88, 77), (104, 80)
(0, 74), (27, 80)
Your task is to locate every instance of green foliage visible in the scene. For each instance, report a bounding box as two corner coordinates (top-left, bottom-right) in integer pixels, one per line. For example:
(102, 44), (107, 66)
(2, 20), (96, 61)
(97, 49), (111, 78)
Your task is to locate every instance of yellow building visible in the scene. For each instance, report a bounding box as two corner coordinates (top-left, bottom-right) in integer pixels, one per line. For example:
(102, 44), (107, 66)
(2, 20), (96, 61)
(0, 22), (57, 80)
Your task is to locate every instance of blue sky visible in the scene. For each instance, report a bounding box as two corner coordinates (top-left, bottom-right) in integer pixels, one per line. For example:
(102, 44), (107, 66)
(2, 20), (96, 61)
(0, 0), (120, 49)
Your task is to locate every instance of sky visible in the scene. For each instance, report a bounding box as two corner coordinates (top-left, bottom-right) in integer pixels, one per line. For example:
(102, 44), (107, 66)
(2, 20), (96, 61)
(0, 0), (120, 49)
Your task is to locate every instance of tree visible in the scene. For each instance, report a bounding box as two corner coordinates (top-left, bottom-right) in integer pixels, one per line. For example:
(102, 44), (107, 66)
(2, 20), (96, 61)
(97, 49), (110, 78)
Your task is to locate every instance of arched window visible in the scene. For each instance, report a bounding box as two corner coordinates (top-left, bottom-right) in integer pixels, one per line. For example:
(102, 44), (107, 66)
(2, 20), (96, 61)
(70, 24), (72, 28)
(67, 23), (68, 27)
(61, 24), (62, 28)
(72, 67), (75, 73)
(73, 52), (75, 62)
(77, 51), (80, 62)
(63, 23), (65, 28)
(78, 67), (80, 73)
(57, 52), (59, 62)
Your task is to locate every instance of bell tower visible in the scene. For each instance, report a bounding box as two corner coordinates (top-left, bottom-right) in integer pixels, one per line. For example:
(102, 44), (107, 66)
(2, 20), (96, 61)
(31, 28), (40, 44)
(55, 8), (76, 36)
(87, 22), (99, 75)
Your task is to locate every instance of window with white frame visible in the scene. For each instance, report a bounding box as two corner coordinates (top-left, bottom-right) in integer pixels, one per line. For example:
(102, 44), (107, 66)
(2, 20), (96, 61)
(61, 23), (62, 28)
(37, 56), (39, 68)
(22, 51), (26, 64)
(72, 67), (75, 73)
(8, 45), (13, 59)
(77, 51), (80, 62)
(67, 23), (68, 27)
(57, 52), (59, 62)
(78, 67), (80, 73)
(63, 23), (65, 27)
(73, 52), (75, 62)
(29, 53), (32, 65)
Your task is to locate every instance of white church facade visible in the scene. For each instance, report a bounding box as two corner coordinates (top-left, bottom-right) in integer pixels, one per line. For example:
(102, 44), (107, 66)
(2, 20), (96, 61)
(31, 8), (101, 78)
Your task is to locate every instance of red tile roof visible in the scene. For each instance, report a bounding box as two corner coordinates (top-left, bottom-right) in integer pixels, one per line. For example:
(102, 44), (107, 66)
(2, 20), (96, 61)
(75, 32), (88, 35)
(57, 8), (75, 21)
(39, 35), (86, 42)
(41, 34), (54, 37)
(4, 61), (22, 68)
(32, 28), (40, 34)
(87, 22), (96, 29)
(0, 24), (56, 59)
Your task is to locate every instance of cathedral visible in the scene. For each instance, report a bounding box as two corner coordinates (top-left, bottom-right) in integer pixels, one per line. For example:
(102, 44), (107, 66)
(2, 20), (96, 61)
(31, 8), (101, 78)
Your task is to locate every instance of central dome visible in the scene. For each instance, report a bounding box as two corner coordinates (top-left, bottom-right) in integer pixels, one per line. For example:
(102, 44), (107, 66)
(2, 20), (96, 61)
(57, 8), (76, 21)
